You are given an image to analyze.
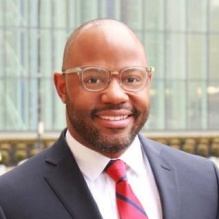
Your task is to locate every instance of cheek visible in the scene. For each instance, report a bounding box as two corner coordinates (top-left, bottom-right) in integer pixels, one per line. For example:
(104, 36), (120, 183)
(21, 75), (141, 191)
(131, 90), (151, 110)
(66, 86), (98, 111)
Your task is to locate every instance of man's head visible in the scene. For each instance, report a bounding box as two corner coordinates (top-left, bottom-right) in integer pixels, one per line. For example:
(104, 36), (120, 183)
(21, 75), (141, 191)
(54, 19), (153, 158)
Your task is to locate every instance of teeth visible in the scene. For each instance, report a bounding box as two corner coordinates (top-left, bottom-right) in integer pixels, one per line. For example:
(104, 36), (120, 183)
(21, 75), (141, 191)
(100, 115), (128, 121)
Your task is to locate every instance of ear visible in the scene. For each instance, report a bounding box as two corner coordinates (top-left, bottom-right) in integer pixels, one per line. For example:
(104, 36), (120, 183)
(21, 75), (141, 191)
(147, 72), (153, 84)
(53, 72), (67, 103)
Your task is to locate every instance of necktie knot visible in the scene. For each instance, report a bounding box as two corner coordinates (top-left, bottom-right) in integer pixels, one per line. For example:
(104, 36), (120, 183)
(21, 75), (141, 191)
(105, 159), (127, 183)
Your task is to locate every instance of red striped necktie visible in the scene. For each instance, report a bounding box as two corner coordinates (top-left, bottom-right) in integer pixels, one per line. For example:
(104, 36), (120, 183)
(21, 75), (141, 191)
(105, 159), (148, 219)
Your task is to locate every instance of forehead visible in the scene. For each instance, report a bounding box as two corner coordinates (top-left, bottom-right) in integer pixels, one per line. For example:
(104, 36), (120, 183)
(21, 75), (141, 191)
(74, 20), (136, 40)
(74, 22), (142, 50)
(64, 21), (146, 68)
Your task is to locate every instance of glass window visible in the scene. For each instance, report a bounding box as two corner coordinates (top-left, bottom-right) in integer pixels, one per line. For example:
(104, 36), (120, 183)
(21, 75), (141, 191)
(1, 78), (37, 131)
(187, 0), (208, 32)
(53, 1), (68, 28)
(144, 0), (164, 31)
(165, 34), (186, 79)
(39, 30), (53, 76)
(209, 35), (219, 79)
(166, 0), (186, 31)
(0, 80), (6, 130)
(144, 33), (165, 79)
(120, 0), (143, 30)
(39, 1), (52, 28)
(1, 0), (219, 132)
(165, 81), (187, 129)
(77, 0), (99, 23)
(0, 0), (5, 26)
(5, 0), (21, 26)
(208, 81), (219, 129)
(210, 0), (219, 32)
(41, 79), (54, 130)
(188, 34), (207, 79)
(99, 0), (117, 18)
(53, 30), (68, 72)
(144, 81), (165, 130)
(187, 81), (208, 129)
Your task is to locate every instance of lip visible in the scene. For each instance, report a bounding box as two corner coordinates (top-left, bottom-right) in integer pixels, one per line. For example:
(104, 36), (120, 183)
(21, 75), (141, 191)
(95, 109), (133, 129)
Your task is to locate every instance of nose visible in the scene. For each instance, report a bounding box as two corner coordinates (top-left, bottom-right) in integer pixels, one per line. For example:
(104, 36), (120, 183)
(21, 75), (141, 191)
(100, 78), (129, 104)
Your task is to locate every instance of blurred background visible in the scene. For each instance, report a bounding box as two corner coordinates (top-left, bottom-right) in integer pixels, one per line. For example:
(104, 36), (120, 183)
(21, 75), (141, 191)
(0, 0), (219, 169)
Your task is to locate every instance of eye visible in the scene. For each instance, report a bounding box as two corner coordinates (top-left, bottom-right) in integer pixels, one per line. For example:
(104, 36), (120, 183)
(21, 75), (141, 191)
(86, 77), (102, 84)
(83, 74), (107, 84)
(122, 72), (143, 85)
(82, 68), (109, 90)
(124, 76), (141, 83)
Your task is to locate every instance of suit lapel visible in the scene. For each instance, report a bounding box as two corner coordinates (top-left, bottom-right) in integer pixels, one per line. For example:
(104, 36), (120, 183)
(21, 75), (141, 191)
(43, 131), (180, 219)
(139, 135), (180, 219)
(44, 131), (103, 219)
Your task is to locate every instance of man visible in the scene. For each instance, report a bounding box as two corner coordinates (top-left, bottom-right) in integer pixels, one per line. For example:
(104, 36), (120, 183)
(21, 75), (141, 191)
(0, 19), (218, 219)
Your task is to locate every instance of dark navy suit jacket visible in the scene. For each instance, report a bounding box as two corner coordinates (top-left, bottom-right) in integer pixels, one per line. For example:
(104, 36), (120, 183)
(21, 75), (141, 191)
(0, 129), (219, 219)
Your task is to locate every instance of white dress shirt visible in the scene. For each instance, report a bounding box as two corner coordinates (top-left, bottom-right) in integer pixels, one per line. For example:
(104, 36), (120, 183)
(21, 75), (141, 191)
(66, 130), (162, 219)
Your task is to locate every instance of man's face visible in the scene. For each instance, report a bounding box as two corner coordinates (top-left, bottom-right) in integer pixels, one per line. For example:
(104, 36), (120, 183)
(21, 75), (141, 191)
(56, 24), (152, 158)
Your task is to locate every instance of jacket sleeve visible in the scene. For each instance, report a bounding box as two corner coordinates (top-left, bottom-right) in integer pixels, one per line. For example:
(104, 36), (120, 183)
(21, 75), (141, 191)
(213, 163), (219, 219)
(0, 206), (7, 219)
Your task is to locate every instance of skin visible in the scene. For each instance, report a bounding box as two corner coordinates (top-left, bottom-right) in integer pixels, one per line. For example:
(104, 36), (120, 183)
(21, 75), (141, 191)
(54, 19), (152, 158)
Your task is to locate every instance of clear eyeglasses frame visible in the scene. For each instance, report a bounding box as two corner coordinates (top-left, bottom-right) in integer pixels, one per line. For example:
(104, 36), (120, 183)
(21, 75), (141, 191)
(62, 66), (154, 92)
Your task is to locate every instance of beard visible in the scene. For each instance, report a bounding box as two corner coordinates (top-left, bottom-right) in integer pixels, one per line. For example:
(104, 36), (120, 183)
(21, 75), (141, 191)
(66, 97), (149, 155)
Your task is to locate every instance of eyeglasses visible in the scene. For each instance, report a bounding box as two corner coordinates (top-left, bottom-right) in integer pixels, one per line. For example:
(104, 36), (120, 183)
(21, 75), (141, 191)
(62, 66), (154, 92)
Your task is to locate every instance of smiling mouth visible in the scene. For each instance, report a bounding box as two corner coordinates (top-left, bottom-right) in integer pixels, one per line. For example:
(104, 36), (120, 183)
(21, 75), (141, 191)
(99, 115), (129, 121)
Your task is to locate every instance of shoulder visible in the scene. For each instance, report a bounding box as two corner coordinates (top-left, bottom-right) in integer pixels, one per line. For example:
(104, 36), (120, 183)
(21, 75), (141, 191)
(139, 134), (219, 200)
(139, 134), (207, 160)
(0, 130), (67, 186)
(138, 134), (219, 175)
(0, 147), (48, 187)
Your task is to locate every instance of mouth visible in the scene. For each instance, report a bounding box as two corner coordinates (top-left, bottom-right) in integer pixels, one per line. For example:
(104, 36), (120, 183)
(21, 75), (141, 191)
(98, 115), (129, 121)
(94, 109), (133, 129)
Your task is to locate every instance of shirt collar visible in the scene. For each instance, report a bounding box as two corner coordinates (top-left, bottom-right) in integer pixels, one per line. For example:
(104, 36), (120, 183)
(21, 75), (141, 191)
(66, 130), (145, 181)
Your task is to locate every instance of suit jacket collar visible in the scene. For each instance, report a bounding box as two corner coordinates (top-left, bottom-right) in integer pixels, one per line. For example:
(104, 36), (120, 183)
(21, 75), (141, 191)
(139, 134), (180, 219)
(44, 129), (103, 219)
(44, 130), (179, 219)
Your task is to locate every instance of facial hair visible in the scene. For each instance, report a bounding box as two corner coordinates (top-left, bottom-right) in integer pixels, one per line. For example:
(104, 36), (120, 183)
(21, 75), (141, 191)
(66, 96), (149, 154)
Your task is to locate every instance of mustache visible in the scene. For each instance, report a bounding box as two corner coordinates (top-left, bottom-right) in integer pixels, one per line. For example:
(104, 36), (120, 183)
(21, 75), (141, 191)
(90, 104), (139, 117)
